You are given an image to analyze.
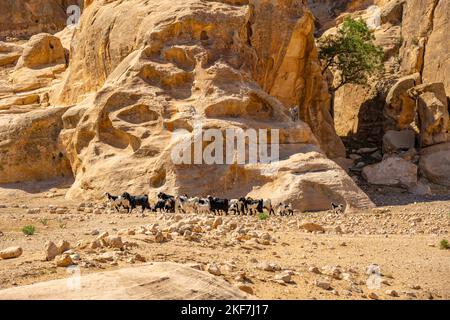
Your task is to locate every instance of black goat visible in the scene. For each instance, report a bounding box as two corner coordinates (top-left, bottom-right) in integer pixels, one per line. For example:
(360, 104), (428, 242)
(122, 192), (151, 213)
(207, 195), (229, 215)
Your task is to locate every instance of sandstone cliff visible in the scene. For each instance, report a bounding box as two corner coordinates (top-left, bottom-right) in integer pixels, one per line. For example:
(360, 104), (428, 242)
(0, 0), (81, 40)
(0, 0), (375, 212)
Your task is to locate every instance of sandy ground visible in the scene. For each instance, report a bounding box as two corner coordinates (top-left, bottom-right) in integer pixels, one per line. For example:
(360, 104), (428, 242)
(0, 179), (449, 300)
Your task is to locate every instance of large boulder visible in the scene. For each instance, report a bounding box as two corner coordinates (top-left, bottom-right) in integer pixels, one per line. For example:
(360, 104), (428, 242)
(362, 156), (417, 188)
(380, 0), (405, 25)
(383, 129), (416, 154)
(15, 33), (66, 69)
(384, 73), (421, 129)
(0, 262), (250, 299)
(419, 142), (450, 187)
(408, 83), (449, 146)
(10, 34), (67, 93)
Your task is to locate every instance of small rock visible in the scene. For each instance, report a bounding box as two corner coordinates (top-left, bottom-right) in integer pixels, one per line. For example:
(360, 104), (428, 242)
(308, 266), (321, 274)
(315, 279), (331, 290)
(207, 263), (222, 276)
(57, 240), (71, 254)
(368, 292), (379, 300)
(274, 272), (292, 283)
(44, 241), (59, 261)
(0, 246), (23, 259)
(105, 235), (123, 249)
(55, 254), (73, 267)
(213, 217), (223, 229)
(154, 231), (165, 243)
(26, 208), (41, 214)
(96, 231), (109, 241)
(237, 285), (254, 295)
(385, 289), (399, 297)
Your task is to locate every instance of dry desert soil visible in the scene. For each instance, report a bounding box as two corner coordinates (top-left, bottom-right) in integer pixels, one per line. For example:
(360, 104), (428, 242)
(0, 179), (449, 300)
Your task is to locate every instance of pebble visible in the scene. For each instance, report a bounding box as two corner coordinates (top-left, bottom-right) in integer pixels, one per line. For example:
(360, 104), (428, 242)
(207, 263), (222, 276)
(368, 292), (379, 300)
(315, 279), (331, 290)
(274, 272), (292, 283)
(385, 289), (399, 297)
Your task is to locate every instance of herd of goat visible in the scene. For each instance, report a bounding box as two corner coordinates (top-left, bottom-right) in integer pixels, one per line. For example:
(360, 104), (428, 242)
(104, 192), (295, 216)
(104, 192), (345, 216)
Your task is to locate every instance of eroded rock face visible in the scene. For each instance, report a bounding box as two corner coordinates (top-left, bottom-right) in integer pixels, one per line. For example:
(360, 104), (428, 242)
(0, 0), (376, 211)
(400, 0), (450, 96)
(56, 0), (344, 158)
(0, 107), (72, 184)
(48, 0), (368, 210)
(0, 0), (81, 40)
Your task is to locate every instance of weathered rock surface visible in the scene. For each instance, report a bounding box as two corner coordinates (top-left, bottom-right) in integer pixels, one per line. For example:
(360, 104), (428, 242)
(0, 107), (72, 184)
(384, 74), (421, 129)
(401, 0), (450, 96)
(0, 1), (81, 40)
(419, 142), (450, 187)
(383, 129), (416, 154)
(0, 0), (367, 211)
(408, 83), (449, 146)
(0, 246), (23, 259)
(362, 156), (417, 187)
(0, 42), (23, 67)
(0, 262), (250, 299)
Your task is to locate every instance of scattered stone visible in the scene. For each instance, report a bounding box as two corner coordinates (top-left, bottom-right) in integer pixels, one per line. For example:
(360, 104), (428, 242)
(237, 285), (254, 295)
(299, 222), (325, 233)
(55, 254), (73, 267)
(105, 235), (123, 249)
(368, 292), (379, 300)
(0, 246), (23, 259)
(96, 231), (109, 241)
(154, 231), (165, 243)
(26, 208), (41, 214)
(213, 217), (223, 229)
(315, 279), (331, 290)
(206, 263), (221, 276)
(385, 289), (399, 297)
(383, 129), (415, 154)
(274, 272), (292, 283)
(57, 240), (71, 254)
(308, 266), (321, 274)
(44, 241), (59, 261)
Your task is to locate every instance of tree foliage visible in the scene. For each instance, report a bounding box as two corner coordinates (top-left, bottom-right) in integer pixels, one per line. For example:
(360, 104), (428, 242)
(318, 17), (385, 92)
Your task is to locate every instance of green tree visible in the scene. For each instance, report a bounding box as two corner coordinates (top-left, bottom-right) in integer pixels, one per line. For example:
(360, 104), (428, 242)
(318, 17), (385, 92)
